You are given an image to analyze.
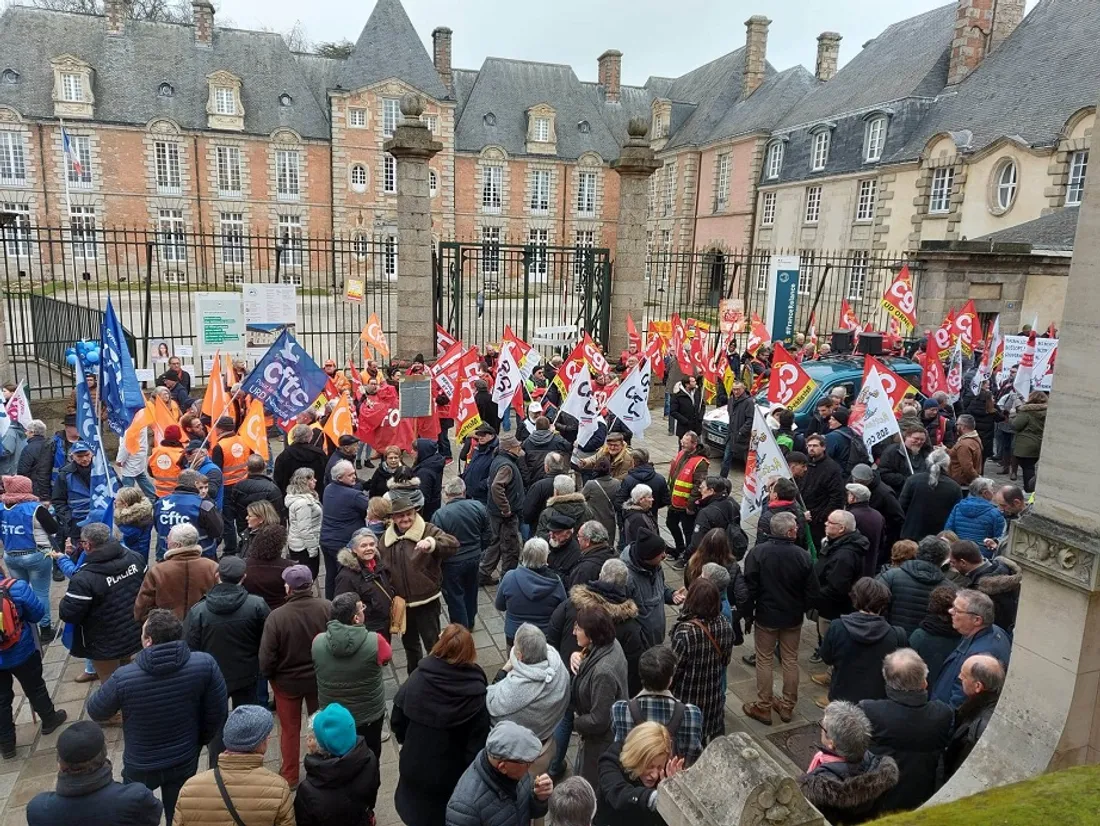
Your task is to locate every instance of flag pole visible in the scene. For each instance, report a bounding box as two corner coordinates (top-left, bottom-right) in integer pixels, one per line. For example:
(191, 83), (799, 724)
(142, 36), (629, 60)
(59, 119), (78, 291)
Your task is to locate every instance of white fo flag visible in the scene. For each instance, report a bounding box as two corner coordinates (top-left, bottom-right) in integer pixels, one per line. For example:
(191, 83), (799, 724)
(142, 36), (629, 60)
(852, 366), (901, 456)
(740, 405), (793, 523)
(560, 361), (603, 445)
(492, 341), (523, 420)
(605, 357), (652, 436)
(6, 382), (33, 429)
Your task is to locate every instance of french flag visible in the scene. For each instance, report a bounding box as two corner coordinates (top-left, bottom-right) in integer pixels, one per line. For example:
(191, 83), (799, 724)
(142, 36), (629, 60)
(62, 127), (83, 177)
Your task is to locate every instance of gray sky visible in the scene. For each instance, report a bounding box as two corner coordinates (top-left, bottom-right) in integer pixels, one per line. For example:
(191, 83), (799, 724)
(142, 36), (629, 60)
(220, 0), (1038, 86)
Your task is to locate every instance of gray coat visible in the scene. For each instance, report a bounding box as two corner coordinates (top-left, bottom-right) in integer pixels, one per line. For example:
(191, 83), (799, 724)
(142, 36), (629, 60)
(571, 640), (628, 789)
(620, 547), (673, 646)
(582, 476), (620, 548)
(485, 647), (570, 742)
(445, 752), (547, 826)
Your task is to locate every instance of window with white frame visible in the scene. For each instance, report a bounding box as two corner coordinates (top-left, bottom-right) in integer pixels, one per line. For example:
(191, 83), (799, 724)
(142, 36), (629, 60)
(481, 164), (502, 212)
(383, 98), (401, 137)
(281, 273), (303, 286)
(383, 154), (396, 194)
(352, 234), (369, 261)
(529, 228), (548, 278)
(811, 130), (830, 171)
(481, 226), (500, 276)
(348, 108), (366, 128)
(533, 117), (550, 143)
(929, 166), (954, 213)
(277, 214), (302, 267)
(66, 134), (92, 188)
(804, 185), (822, 224)
(848, 250), (869, 300)
(429, 169), (438, 197)
(158, 208), (186, 263)
(383, 234), (398, 280)
(573, 229), (595, 277)
(662, 161), (676, 215)
(761, 191), (776, 226)
(714, 153), (730, 212)
(754, 251), (771, 291)
(865, 116), (887, 162)
(220, 212), (244, 265)
(61, 72), (83, 102)
(1067, 150), (1089, 205)
(995, 160), (1017, 211)
(530, 169), (550, 213)
(798, 250), (815, 295)
(69, 204), (96, 259)
(422, 114), (438, 135)
(0, 132), (26, 186)
(154, 141), (181, 194)
(213, 87), (235, 116)
(350, 163), (367, 191)
(648, 174), (658, 215)
(765, 141), (783, 179)
(276, 150), (301, 200)
(577, 171), (597, 217)
(216, 146), (242, 197)
(855, 179), (877, 222)
(1, 203), (30, 257)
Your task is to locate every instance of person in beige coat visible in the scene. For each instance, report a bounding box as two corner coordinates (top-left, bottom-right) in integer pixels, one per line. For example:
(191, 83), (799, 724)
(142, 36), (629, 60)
(174, 705), (294, 826)
(134, 523), (219, 623)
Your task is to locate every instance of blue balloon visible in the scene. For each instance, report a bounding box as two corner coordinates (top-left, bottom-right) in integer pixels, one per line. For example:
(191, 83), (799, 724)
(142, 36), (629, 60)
(85, 351), (100, 365)
(67, 353), (79, 366)
(66, 347), (76, 358)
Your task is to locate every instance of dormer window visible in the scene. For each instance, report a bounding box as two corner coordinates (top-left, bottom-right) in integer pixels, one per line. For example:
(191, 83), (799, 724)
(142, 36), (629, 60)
(811, 129), (830, 171)
(765, 141), (784, 179)
(2, 69), (20, 85)
(483, 112), (496, 127)
(526, 105), (557, 155)
(61, 73), (83, 102)
(214, 88), (234, 115)
(206, 70), (243, 131)
(158, 82), (174, 98)
(533, 117), (550, 143)
(578, 120), (590, 134)
(51, 56), (95, 119)
(279, 93), (293, 107)
(865, 116), (888, 162)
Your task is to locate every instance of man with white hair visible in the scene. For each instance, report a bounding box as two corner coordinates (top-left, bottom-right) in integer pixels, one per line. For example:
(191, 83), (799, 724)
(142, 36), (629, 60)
(432, 477), (491, 629)
(568, 521), (615, 589)
(932, 589), (1011, 708)
(810, 510), (868, 636)
(859, 649), (953, 811)
(845, 482), (884, 576)
(548, 777), (596, 826)
(17, 419), (57, 501)
(133, 522), (219, 623)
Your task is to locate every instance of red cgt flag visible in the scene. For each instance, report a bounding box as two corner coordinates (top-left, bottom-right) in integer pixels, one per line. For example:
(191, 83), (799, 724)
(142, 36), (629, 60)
(881, 263), (918, 331)
(922, 349), (949, 397)
(863, 355), (911, 412)
(746, 313), (771, 357)
(952, 299), (978, 357)
(767, 342), (816, 410)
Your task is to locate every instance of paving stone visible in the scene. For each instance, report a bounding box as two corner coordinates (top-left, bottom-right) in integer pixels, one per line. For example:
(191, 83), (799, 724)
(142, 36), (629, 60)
(9, 772), (56, 808)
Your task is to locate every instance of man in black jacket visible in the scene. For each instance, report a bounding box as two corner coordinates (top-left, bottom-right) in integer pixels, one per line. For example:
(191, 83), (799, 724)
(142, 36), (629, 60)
(411, 438), (446, 520)
(670, 377), (704, 438)
(521, 418), (570, 485)
(721, 382), (754, 478)
(17, 419), (53, 501)
(233, 454), (288, 531)
(742, 513), (814, 726)
(480, 434), (525, 583)
(686, 476), (743, 558)
(811, 511), (868, 629)
(567, 521), (615, 589)
(58, 523), (146, 684)
(754, 477), (807, 549)
(522, 452), (568, 538)
(860, 649), (953, 813)
(615, 448), (670, 524)
(948, 541), (1022, 636)
(184, 555), (270, 768)
(944, 654), (1005, 779)
(273, 424), (329, 496)
(794, 436), (845, 550)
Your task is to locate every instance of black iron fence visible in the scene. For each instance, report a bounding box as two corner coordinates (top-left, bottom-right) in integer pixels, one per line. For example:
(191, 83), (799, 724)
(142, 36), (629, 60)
(0, 226), (397, 399)
(643, 247), (920, 344)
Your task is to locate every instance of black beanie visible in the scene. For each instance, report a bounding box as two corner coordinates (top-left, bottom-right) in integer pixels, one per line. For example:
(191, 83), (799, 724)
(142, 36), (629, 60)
(635, 530), (667, 562)
(58, 720), (105, 764)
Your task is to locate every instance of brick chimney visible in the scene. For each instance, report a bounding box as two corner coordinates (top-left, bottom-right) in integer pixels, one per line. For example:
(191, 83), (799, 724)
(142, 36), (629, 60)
(192, 0), (214, 47)
(815, 32), (842, 81)
(432, 27), (453, 92)
(989, 0), (1025, 52)
(598, 50), (622, 103)
(742, 15), (770, 98)
(947, 0), (1024, 85)
(105, 0), (127, 35)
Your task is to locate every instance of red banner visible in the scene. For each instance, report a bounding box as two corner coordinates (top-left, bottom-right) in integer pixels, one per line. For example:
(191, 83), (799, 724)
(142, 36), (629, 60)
(436, 324), (458, 357)
(881, 263), (918, 331)
(453, 348), (485, 441)
(767, 343), (816, 410)
(747, 313), (771, 357)
(669, 314), (692, 374)
(626, 314), (642, 352)
(839, 300), (861, 332)
(356, 383), (413, 452)
(922, 350), (948, 397)
(952, 299), (978, 357)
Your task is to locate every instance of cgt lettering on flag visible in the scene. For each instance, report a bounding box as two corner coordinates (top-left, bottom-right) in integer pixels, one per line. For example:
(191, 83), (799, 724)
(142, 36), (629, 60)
(767, 343), (816, 411)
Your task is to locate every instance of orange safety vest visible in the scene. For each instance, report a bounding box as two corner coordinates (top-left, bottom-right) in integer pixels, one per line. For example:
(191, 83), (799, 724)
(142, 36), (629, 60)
(669, 450), (707, 510)
(218, 435), (251, 486)
(148, 445), (185, 498)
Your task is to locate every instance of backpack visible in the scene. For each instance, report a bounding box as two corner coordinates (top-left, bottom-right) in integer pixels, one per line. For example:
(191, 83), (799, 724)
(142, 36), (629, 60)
(726, 521), (749, 561)
(0, 578), (24, 651)
(844, 431), (872, 476)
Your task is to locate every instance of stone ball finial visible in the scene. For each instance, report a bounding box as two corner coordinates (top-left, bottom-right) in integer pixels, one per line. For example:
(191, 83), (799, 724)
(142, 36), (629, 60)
(400, 93), (424, 119)
(627, 117), (649, 139)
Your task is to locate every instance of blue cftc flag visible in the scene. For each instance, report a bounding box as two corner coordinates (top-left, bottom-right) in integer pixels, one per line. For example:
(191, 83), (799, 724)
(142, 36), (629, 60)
(74, 356), (117, 514)
(240, 329), (328, 421)
(99, 298), (146, 436)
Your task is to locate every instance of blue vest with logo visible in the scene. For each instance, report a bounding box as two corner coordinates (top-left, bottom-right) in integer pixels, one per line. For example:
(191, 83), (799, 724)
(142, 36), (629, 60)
(1, 502), (39, 550)
(154, 491), (214, 559)
(50, 434), (68, 486)
(195, 458), (225, 509)
(64, 469), (92, 527)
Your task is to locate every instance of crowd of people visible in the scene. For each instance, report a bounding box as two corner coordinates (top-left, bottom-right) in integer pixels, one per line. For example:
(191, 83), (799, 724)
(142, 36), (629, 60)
(0, 330), (1045, 826)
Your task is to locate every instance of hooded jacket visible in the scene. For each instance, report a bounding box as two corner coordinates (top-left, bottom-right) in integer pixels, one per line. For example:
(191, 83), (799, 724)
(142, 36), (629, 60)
(621, 502), (658, 549)
(86, 640), (227, 772)
(184, 582), (270, 693)
(877, 559), (946, 634)
(273, 440), (329, 496)
(1010, 401), (1046, 459)
(945, 496), (1007, 545)
(486, 645), (570, 741)
(965, 557), (1022, 634)
(798, 752), (899, 825)
(381, 514), (459, 603)
(27, 761), (163, 826)
(391, 656), (491, 826)
(334, 549), (395, 634)
(621, 546), (674, 647)
(688, 492), (741, 555)
(536, 492), (593, 539)
(522, 429), (570, 484)
(908, 613), (960, 686)
(462, 438), (498, 504)
(133, 544), (218, 623)
(812, 531), (869, 620)
(494, 565), (567, 638)
(58, 539), (146, 660)
(312, 620), (388, 725)
(820, 612), (908, 704)
(412, 438), (446, 519)
(259, 590), (333, 695)
(115, 495), (154, 562)
(295, 738), (381, 826)
(615, 464), (671, 519)
(583, 476), (621, 548)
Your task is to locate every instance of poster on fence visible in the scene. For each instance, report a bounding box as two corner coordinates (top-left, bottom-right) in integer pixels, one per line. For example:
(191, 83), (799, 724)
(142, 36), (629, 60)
(243, 284), (298, 359)
(997, 335), (1058, 391)
(763, 255), (800, 345)
(194, 292), (246, 357)
(719, 298), (746, 335)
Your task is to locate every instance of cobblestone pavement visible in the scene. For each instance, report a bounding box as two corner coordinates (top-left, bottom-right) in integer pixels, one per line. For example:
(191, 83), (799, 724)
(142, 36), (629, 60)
(0, 415), (1014, 823)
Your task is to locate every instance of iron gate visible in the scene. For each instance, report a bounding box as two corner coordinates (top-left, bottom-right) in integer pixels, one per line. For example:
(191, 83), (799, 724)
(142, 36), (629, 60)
(435, 241), (612, 352)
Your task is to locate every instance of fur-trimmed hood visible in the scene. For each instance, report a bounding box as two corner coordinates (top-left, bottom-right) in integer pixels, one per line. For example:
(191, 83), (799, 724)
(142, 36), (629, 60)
(1015, 402), (1047, 414)
(115, 495), (154, 528)
(621, 500), (649, 514)
(975, 557), (1023, 596)
(546, 491), (586, 507)
(569, 582), (639, 622)
(388, 475), (421, 490)
(799, 753), (899, 818)
(337, 547), (374, 572)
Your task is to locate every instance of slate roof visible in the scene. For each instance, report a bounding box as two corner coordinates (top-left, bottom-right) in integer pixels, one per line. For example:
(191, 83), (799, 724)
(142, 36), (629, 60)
(582, 82), (654, 148)
(892, 0), (1100, 160)
(0, 6), (331, 139)
(976, 207), (1080, 251)
(661, 48), (758, 149)
(338, 0), (448, 100)
(775, 3), (954, 130)
(690, 66), (818, 145)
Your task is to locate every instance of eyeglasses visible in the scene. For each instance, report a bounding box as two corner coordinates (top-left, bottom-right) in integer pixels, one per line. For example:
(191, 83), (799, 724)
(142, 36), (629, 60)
(949, 607), (980, 617)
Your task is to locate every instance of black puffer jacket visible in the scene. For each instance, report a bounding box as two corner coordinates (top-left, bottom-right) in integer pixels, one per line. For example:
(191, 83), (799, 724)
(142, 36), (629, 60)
(233, 472), (287, 527)
(687, 493), (742, 555)
(58, 540), (146, 660)
(412, 438), (446, 519)
(273, 440), (329, 496)
(820, 613), (908, 704)
(521, 429), (570, 484)
(812, 531), (868, 620)
(876, 559), (947, 635)
(295, 737), (381, 826)
(184, 582), (271, 693)
(17, 434), (54, 501)
(334, 549), (395, 635)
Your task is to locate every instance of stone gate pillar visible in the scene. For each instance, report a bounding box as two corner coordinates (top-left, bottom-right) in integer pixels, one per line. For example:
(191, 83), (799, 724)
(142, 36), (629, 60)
(931, 88), (1100, 802)
(608, 118), (661, 356)
(385, 94), (442, 361)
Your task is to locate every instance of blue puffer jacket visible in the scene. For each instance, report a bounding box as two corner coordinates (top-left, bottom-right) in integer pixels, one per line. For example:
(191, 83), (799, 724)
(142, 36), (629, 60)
(445, 751), (547, 826)
(319, 480), (370, 550)
(944, 496), (1007, 545)
(494, 566), (566, 638)
(118, 524), (152, 563)
(0, 577), (44, 669)
(27, 763), (163, 826)
(86, 640), (227, 771)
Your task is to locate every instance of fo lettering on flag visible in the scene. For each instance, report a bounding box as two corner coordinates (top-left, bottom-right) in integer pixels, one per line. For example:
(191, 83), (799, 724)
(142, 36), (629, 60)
(604, 358), (652, 436)
(767, 343), (816, 411)
(560, 362), (603, 446)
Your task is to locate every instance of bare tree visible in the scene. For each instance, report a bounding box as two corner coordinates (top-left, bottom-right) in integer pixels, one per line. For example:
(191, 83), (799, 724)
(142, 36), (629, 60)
(25, 0), (193, 22)
(314, 39), (353, 59)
